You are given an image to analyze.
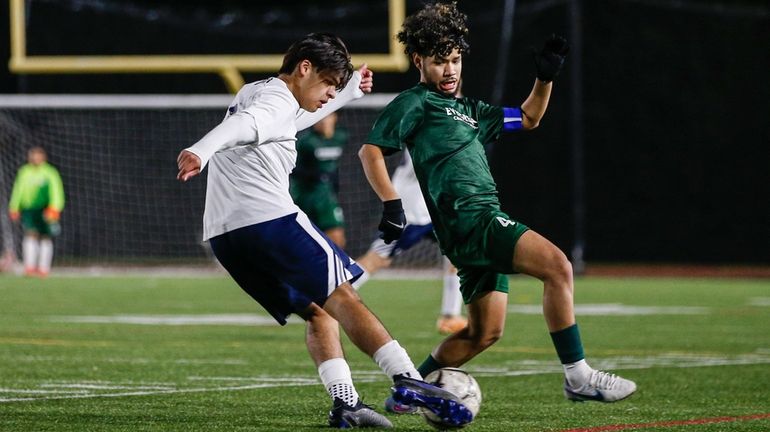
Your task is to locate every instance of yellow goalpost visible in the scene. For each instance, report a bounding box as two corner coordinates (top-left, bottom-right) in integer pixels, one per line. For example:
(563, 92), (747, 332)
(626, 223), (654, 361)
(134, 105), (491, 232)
(7, 0), (409, 93)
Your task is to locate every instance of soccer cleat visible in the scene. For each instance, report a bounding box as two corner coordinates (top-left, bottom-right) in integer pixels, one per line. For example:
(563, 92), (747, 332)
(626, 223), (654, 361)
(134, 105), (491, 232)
(436, 315), (468, 335)
(383, 395), (418, 414)
(328, 398), (393, 428)
(391, 376), (473, 427)
(563, 370), (637, 402)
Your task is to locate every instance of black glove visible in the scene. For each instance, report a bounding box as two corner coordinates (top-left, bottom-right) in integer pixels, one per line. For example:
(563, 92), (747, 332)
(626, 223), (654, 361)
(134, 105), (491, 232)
(378, 199), (406, 244)
(532, 34), (569, 82)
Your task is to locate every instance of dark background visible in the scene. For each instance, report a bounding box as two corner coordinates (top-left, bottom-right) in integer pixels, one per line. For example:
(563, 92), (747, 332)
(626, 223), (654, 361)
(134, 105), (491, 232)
(1, 0), (768, 265)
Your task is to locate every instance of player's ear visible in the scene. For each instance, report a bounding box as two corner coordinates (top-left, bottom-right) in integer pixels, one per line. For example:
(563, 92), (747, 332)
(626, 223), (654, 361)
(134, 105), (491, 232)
(296, 59), (313, 77)
(412, 53), (423, 70)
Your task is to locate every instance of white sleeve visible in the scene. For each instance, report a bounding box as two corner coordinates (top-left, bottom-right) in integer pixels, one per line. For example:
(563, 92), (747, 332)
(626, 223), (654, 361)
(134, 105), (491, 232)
(183, 113), (257, 169)
(185, 85), (294, 169)
(295, 70), (364, 132)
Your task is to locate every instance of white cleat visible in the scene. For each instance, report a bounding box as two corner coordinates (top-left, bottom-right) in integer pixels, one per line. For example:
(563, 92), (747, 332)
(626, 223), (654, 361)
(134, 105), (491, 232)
(564, 370), (637, 402)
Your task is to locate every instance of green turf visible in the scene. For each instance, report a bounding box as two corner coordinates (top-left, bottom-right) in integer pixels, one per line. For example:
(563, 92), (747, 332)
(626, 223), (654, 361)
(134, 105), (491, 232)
(0, 274), (768, 431)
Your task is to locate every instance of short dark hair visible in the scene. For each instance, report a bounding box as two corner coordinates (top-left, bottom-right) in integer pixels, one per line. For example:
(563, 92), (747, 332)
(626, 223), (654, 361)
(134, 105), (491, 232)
(279, 33), (354, 90)
(397, 1), (470, 58)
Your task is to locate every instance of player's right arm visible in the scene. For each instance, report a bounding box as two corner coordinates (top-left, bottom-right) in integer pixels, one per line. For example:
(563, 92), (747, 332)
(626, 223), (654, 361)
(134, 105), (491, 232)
(178, 85), (294, 182)
(359, 91), (424, 242)
(359, 144), (400, 202)
(7, 166), (26, 221)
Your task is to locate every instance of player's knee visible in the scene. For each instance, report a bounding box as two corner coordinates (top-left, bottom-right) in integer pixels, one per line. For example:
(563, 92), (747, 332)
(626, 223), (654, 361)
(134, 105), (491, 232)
(326, 283), (362, 308)
(545, 250), (573, 285)
(470, 327), (503, 350)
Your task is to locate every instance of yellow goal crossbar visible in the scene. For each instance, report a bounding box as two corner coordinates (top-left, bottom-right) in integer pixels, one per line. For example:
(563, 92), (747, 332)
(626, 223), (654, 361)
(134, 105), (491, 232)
(8, 0), (409, 93)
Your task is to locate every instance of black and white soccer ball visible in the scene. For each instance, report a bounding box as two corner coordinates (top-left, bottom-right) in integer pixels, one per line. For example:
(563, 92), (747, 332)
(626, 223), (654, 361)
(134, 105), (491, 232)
(422, 368), (482, 430)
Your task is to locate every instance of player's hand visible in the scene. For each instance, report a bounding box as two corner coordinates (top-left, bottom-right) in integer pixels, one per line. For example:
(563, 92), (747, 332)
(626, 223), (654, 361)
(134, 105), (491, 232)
(43, 207), (60, 222)
(378, 199), (406, 244)
(177, 150), (201, 182)
(358, 64), (373, 94)
(9, 210), (20, 222)
(532, 34), (569, 83)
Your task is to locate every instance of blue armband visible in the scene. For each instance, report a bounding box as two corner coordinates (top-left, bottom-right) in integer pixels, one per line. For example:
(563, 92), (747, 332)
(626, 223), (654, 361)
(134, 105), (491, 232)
(502, 107), (523, 131)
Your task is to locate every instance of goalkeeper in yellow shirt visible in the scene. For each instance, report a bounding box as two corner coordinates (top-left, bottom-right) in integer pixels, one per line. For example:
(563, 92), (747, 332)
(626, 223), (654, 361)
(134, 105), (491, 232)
(8, 147), (65, 277)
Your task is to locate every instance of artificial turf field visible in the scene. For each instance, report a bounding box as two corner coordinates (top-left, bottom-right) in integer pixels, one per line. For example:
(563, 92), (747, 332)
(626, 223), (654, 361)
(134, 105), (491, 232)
(0, 273), (768, 431)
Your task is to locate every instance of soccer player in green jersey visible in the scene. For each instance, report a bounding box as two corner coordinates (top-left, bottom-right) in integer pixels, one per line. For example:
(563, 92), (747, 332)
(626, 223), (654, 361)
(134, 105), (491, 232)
(8, 146), (65, 277)
(291, 112), (348, 247)
(359, 2), (636, 406)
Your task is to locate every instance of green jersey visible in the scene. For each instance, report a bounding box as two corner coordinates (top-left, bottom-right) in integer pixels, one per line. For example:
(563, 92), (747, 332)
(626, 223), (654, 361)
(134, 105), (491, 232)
(291, 128), (348, 193)
(9, 162), (65, 212)
(366, 83), (508, 256)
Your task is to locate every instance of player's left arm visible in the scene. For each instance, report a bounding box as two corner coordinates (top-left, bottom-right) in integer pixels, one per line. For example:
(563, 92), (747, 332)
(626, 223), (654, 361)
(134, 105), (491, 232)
(295, 64), (372, 132)
(44, 166), (65, 222)
(519, 34), (569, 130)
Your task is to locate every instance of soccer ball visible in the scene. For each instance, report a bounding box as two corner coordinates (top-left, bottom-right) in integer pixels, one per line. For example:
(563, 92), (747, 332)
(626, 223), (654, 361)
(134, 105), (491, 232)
(422, 368), (482, 430)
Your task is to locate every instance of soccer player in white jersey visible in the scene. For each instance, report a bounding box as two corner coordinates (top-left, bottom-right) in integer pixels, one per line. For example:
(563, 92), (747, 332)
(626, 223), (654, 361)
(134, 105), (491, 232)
(177, 33), (473, 429)
(356, 150), (467, 335)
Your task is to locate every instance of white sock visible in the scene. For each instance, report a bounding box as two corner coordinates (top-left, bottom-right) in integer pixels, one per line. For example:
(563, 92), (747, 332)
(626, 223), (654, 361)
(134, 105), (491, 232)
(563, 359), (592, 387)
(318, 358), (359, 406)
(22, 236), (38, 271)
(38, 238), (53, 274)
(373, 340), (422, 381)
(441, 258), (462, 316)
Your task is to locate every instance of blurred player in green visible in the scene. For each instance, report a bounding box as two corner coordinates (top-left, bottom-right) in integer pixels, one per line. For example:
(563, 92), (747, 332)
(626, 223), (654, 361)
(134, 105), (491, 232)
(290, 112), (348, 247)
(8, 146), (65, 277)
(359, 2), (636, 410)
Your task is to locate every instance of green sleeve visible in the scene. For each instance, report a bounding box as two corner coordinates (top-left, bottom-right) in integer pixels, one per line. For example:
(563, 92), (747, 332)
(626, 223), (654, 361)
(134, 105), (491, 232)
(8, 166), (28, 212)
(474, 98), (504, 144)
(46, 164), (65, 211)
(365, 91), (424, 155)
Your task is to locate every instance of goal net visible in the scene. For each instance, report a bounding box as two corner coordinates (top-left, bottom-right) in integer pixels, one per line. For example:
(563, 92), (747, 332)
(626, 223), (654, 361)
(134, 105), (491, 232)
(0, 95), (442, 272)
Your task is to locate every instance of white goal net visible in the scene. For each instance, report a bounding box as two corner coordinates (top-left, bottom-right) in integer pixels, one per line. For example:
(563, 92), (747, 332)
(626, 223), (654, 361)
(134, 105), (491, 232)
(0, 95), (442, 272)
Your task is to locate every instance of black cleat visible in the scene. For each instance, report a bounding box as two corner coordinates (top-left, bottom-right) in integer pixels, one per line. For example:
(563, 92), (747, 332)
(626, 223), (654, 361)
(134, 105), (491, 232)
(328, 398), (393, 429)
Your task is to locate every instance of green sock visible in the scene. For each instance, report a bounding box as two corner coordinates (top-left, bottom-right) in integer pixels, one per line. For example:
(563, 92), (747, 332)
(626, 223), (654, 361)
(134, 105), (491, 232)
(417, 354), (442, 378)
(549, 324), (585, 364)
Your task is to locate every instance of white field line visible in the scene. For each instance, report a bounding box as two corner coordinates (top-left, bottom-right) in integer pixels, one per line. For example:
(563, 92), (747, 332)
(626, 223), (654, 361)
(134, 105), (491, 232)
(49, 314), (303, 326)
(4, 355), (250, 366)
(748, 297), (770, 306)
(508, 304), (710, 315)
(0, 381), (319, 403)
(2, 353), (768, 404)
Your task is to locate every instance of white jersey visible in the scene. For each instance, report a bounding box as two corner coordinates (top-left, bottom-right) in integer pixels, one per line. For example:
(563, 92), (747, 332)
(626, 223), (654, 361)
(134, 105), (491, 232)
(392, 151), (432, 226)
(185, 72), (363, 240)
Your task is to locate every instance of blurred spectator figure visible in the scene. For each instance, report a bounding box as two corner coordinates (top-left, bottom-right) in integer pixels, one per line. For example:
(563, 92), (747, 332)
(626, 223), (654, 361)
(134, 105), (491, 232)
(290, 112), (348, 247)
(8, 147), (65, 277)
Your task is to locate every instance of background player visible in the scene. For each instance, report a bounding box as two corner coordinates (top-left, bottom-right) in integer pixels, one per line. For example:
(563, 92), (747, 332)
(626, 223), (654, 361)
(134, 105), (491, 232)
(177, 33), (471, 428)
(8, 146), (65, 277)
(359, 2), (636, 408)
(290, 112), (348, 247)
(356, 150), (467, 335)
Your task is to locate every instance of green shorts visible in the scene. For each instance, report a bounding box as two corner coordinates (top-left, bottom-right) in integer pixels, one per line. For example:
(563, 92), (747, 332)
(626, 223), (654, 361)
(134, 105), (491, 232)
(291, 186), (344, 231)
(20, 209), (60, 237)
(450, 209), (529, 303)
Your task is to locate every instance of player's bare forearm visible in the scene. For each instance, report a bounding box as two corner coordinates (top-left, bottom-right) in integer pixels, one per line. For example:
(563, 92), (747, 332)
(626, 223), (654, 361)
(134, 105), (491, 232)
(520, 79), (552, 130)
(358, 144), (399, 202)
(177, 150), (201, 182)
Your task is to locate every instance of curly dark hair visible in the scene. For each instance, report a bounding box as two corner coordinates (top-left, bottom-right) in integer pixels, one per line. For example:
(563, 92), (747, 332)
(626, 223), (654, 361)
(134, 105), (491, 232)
(397, 1), (470, 57)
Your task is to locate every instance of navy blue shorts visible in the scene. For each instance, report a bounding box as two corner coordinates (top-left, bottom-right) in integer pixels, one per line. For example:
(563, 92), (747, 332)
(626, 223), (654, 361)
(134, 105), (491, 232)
(209, 212), (363, 325)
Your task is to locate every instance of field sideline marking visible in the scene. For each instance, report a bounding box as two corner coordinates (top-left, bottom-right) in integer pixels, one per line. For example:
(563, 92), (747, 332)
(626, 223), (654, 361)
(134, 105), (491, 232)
(0, 381), (320, 403)
(2, 353), (767, 404)
(561, 412), (770, 431)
